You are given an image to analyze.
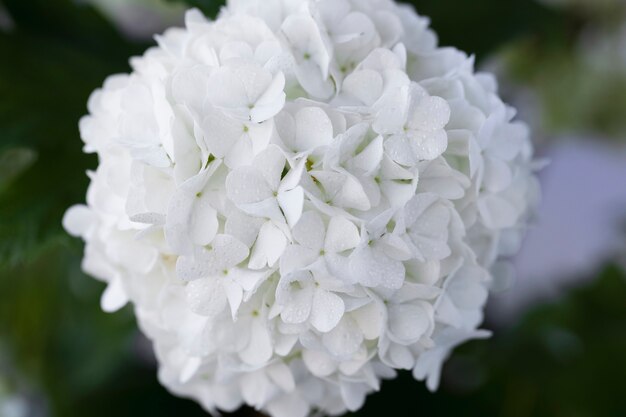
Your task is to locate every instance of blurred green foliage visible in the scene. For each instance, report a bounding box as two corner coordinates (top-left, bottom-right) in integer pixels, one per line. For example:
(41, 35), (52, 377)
(165, 0), (223, 18)
(0, 0), (148, 267)
(0, 0), (624, 416)
(0, 1), (148, 414)
(505, 42), (626, 139)
(501, 0), (626, 139)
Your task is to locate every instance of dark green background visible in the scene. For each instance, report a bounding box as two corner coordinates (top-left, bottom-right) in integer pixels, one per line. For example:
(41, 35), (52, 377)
(1, 0), (625, 416)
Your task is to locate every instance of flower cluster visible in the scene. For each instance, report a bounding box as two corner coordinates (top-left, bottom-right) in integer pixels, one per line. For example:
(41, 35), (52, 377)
(64, 0), (539, 415)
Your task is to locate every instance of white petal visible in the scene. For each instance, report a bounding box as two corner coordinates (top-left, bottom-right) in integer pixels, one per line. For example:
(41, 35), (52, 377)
(340, 382), (367, 412)
(324, 253), (353, 283)
(405, 259), (441, 286)
(322, 316), (363, 358)
(210, 234), (251, 266)
(256, 145), (286, 191)
(224, 133), (255, 169)
(239, 319), (273, 366)
(237, 198), (285, 223)
(206, 63), (271, 121)
(185, 8), (207, 26)
(185, 277), (228, 317)
(350, 246), (405, 289)
(201, 107), (243, 158)
(393, 282), (441, 303)
(478, 194), (518, 229)
(325, 217), (360, 255)
(129, 212), (165, 225)
(385, 134), (418, 166)
(240, 372), (270, 407)
(267, 362), (296, 392)
(292, 211), (325, 250)
(310, 289), (345, 333)
(277, 186), (304, 227)
(231, 268), (272, 293)
(349, 135), (383, 174)
(101, 276), (129, 312)
(223, 280), (244, 319)
(280, 286), (313, 325)
(294, 59), (335, 99)
(351, 301), (383, 340)
(434, 294), (464, 328)
(372, 85), (409, 134)
(482, 156), (512, 192)
(294, 107), (333, 151)
(171, 65), (210, 111)
(171, 110), (202, 184)
(408, 95), (450, 132)
(249, 221), (287, 269)
(278, 156), (305, 192)
(388, 303), (432, 344)
(180, 357), (202, 384)
(406, 196), (451, 260)
(387, 344), (414, 369)
(274, 334), (299, 357)
(266, 393), (309, 417)
(404, 193), (440, 226)
(342, 69), (383, 106)
(176, 235), (249, 281)
(417, 159), (469, 200)
(380, 154), (414, 180)
(63, 205), (95, 238)
(247, 120), (274, 156)
(406, 129), (448, 161)
(334, 174), (371, 211)
(165, 164), (220, 254)
(226, 166), (273, 205)
(224, 210), (265, 248)
(447, 268), (489, 309)
(381, 179), (416, 208)
(220, 41), (254, 63)
(302, 349), (338, 377)
(190, 197), (219, 248)
(279, 245), (319, 275)
(250, 71), (286, 123)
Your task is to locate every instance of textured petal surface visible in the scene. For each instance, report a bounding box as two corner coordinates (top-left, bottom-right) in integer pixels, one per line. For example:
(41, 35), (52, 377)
(310, 289), (345, 332)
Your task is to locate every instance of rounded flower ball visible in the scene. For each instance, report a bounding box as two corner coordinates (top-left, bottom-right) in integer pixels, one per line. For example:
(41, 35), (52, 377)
(64, 1), (540, 415)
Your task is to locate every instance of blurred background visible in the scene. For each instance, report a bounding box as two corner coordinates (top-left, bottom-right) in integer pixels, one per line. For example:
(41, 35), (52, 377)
(0, 0), (625, 416)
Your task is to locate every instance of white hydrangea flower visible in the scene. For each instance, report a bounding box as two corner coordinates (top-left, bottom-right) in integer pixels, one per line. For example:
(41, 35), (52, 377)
(63, 1), (540, 416)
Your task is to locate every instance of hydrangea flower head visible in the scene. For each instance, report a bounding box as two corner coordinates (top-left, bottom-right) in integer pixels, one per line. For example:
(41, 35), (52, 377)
(64, 1), (539, 415)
